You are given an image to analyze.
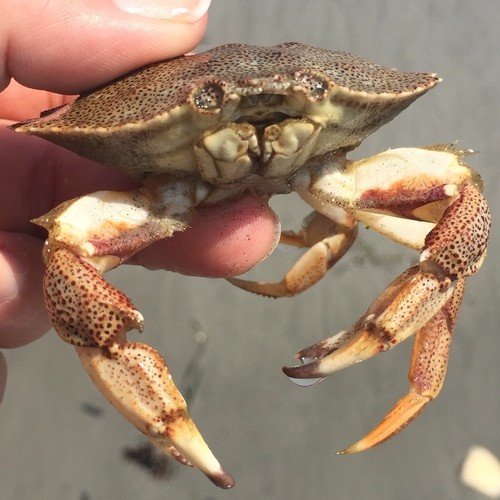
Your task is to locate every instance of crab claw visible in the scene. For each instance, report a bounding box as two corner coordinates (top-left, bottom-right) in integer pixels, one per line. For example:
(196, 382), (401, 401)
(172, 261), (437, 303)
(283, 271), (463, 454)
(284, 182), (490, 452)
(283, 266), (453, 379)
(76, 344), (235, 488)
(339, 278), (465, 454)
(44, 246), (234, 489)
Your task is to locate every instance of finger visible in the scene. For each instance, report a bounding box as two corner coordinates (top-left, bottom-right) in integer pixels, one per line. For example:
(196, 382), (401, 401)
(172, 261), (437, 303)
(0, 232), (48, 348)
(131, 193), (281, 277)
(1, 0), (209, 93)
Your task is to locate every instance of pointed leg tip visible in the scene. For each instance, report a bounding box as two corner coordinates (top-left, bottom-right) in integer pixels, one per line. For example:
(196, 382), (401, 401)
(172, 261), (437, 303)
(336, 430), (392, 455)
(336, 393), (431, 456)
(336, 441), (370, 455)
(335, 427), (402, 457)
(226, 277), (288, 298)
(207, 469), (236, 489)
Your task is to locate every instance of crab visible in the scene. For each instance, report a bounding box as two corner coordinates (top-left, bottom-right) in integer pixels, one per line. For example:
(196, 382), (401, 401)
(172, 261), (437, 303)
(10, 43), (490, 489)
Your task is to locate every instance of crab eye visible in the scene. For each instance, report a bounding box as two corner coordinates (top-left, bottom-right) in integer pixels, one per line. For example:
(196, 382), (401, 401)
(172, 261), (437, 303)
(192, 84), (224, 110)
(294, 72), (328, 99)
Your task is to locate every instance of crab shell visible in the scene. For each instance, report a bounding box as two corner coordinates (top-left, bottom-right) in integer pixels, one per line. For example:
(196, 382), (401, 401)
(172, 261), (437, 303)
(13, 42), (440, 189)
(9, 43), (490, 489)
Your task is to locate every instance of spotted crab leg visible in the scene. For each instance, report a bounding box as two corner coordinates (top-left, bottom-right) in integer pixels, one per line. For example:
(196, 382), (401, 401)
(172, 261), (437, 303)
(338, 278), (465, 453)
(228, 209), (357, 297)
(284, 178), (490, 451)
(35, 181), (235, 489)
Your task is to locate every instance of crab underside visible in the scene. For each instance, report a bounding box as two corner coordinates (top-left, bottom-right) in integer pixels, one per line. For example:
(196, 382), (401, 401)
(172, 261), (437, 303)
(10, 43), (490, 489)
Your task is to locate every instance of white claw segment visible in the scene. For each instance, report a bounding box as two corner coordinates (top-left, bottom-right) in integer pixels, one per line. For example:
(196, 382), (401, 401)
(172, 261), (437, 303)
(76, 343), (235, 489)
(283, 329), (383, 379)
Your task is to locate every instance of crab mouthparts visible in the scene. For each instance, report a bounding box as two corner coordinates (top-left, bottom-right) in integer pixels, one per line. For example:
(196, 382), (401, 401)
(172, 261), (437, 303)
(237, 93), (300, 125)
(238, 111), (293, 129)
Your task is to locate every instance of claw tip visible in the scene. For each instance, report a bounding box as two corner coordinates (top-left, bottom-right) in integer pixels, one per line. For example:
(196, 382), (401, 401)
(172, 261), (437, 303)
(283, 360), (319, 377)
(207, 469), (236, 489)
(282, 365), (324, 387)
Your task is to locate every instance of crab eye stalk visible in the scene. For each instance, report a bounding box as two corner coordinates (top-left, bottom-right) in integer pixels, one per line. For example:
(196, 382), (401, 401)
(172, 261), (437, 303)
(294, 72), (328, 99)
(192, 83), (225, 110)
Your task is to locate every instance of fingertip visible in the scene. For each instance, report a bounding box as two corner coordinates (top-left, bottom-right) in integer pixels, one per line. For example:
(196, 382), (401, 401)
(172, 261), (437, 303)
(132, 194), (280, 277)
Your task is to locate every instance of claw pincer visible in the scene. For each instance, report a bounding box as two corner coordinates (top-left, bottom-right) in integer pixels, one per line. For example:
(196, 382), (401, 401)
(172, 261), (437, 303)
(41, 228), (235, 488)
(284, 180), (490, 453)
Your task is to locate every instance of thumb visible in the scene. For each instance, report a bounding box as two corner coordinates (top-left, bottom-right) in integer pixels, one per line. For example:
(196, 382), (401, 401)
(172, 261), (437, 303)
(1, 0), (209, 93)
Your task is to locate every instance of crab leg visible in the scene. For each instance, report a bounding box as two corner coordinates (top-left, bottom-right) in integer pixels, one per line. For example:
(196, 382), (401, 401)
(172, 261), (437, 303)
(35, 181), (235, 488)
(228, 209), (357, 297)
(284, 182), (490, 450)
(44, 245), (234, 488)
(339, 278), (465, 453)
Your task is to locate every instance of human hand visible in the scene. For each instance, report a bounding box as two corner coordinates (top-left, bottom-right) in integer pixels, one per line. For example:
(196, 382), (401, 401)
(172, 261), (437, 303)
(0, 0), (280, 401)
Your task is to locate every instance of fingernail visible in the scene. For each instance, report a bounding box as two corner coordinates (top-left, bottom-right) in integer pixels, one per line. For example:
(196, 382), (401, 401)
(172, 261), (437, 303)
(115, 0), (211, 21)
(0, 251), (23, 303)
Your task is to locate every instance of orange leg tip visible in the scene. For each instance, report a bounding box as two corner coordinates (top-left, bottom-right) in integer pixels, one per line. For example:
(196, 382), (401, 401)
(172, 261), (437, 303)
(337, 393), (430, 455)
